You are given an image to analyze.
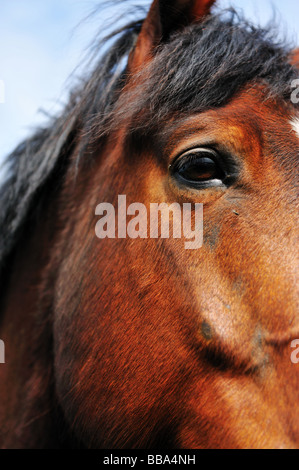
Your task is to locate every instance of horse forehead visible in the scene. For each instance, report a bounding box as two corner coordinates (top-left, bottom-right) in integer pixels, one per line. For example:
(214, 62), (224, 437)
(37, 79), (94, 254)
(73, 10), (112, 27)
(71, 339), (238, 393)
(162, 87), (291, 158)
(171, 86), (279, 128)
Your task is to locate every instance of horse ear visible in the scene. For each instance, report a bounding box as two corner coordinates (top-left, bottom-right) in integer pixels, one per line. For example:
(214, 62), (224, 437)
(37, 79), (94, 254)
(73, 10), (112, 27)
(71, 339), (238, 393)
(129, 0), (216, 71)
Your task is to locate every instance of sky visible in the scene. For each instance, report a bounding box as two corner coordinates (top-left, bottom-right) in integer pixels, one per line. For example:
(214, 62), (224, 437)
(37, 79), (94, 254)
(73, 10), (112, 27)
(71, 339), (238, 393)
(0, 0), (298, 174)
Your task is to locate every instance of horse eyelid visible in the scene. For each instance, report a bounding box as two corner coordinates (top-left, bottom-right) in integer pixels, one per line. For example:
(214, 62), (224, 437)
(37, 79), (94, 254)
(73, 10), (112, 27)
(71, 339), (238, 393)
(169, 148), (221, 173)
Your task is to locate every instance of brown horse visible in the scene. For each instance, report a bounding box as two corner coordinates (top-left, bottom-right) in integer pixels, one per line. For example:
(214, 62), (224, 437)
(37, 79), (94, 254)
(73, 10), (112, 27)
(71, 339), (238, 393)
(0, 0), (298, 449)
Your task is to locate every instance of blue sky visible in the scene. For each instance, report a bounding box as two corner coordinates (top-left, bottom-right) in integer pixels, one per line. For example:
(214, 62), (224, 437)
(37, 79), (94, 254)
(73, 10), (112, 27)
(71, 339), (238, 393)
(0, 0), (298, 170)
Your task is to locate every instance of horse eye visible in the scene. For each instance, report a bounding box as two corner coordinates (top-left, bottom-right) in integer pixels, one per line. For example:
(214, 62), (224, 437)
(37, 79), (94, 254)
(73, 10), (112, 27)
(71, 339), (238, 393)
(171, 148), (225, 188)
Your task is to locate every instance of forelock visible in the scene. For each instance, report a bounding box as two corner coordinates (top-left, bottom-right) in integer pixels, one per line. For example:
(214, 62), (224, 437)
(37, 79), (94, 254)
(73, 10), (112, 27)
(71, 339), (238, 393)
(104, 10), (299, 136)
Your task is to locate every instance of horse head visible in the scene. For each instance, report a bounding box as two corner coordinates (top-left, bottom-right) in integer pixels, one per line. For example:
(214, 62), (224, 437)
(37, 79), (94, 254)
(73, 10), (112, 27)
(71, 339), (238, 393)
(0, 0), (298, 449)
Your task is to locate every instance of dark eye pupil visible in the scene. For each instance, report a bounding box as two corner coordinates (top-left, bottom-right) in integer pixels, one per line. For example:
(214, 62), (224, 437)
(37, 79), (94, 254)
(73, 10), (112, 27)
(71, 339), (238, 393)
(172, 148), (227, 188)
(180, 157), (217, 181)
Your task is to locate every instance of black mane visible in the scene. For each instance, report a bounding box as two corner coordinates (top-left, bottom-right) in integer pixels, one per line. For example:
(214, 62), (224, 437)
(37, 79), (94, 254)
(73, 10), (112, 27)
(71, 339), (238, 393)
(106, 11), (298, 134)
(0, 12), (143, 274)
(0, 3), (298, 274)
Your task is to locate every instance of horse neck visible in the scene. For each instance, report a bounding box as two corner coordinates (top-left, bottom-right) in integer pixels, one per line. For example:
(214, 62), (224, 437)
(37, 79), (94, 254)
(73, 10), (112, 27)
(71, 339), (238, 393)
(0, 181), (69, 448)
(0, 133), (121, 448)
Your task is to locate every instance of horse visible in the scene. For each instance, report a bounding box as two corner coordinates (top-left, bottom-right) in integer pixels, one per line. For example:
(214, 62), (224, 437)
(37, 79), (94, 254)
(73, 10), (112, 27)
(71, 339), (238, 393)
(0, 0), (298, 449)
